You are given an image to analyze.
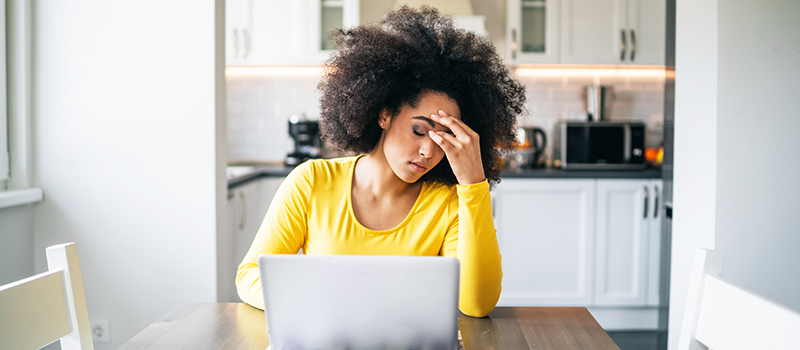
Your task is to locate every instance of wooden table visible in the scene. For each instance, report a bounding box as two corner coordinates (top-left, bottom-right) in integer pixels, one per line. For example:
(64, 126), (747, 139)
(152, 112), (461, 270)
(119, 303), (619, 350)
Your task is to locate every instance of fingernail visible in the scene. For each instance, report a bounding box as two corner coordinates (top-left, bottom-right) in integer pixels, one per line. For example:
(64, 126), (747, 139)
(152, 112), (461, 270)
(438, 110), (446, 115)
(428, 130), (436, 137)
(430, 114), (439, 120)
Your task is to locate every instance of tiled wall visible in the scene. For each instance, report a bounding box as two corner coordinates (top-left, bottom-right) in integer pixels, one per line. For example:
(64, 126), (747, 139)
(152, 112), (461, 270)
(227, 73), (664, 164)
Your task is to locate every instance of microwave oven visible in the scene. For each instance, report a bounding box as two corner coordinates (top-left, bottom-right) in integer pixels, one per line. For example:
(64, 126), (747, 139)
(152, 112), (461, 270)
(554, 121), (646, 169)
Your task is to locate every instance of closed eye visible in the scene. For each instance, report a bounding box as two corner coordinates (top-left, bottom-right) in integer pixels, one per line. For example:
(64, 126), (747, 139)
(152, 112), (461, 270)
(412, 125), (426, 136)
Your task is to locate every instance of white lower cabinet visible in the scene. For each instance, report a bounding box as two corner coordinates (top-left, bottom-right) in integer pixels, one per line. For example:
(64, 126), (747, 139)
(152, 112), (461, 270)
(494, 177), (663, 330)
(494, 179), (596, 306)
(595, 179), (649, 306)
(595, 179), (663, 308)
(220, 176), (284, 302)
(231, 177), (284, 264)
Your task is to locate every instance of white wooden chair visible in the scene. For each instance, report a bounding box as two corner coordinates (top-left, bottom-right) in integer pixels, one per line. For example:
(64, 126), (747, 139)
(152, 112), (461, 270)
(0, 242), (94, 350)
(678, 248), (800, 350)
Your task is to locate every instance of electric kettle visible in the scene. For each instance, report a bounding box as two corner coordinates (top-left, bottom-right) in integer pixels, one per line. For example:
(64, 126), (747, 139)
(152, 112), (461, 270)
(512, 127), (547, 169)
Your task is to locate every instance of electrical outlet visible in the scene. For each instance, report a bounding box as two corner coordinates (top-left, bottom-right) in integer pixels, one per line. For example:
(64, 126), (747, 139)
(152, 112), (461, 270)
(90, 318), (110, 343)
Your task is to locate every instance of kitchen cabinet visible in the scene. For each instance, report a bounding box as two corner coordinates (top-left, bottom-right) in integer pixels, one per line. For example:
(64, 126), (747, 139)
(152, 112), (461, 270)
(493, 177), (662, 328)
(646, 179), (663, 306)
(506, 0), (665, 65)
(594, 179), (662, 307)
(307, 0), (360, 65)
(226, 0), (306, 65)
(225, 0), (358, 66)
(560, 0), (665, 65)
(506, 0), (561, 64)
(494, 179), (596, 306)
(219, 176), (283, 302)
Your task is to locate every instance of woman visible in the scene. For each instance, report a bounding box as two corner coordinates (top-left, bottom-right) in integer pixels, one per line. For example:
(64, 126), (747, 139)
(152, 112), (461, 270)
(236, 6), (526, 318)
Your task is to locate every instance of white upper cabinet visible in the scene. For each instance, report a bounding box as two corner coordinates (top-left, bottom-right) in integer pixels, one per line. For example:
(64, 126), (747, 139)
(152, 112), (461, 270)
(307, 0), (360, 65)
(560, 0), (665, 65)
(625, 0), (667, 65)
(507, 0), (665, 65)
(226, 0), (306, 66)
(507, 0), (561, 64)
(225, 0), (359, 66)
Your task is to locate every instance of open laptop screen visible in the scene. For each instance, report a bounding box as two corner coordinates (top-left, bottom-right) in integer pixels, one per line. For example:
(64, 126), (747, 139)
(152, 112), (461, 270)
(258, 255), (460, 350)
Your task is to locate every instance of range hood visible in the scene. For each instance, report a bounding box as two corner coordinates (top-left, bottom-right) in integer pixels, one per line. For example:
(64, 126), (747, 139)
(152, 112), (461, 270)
(395, 0), (488, 36)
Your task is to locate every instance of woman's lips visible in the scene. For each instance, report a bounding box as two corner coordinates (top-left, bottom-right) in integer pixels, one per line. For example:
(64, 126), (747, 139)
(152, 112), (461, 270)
(410, 162), (427, 172)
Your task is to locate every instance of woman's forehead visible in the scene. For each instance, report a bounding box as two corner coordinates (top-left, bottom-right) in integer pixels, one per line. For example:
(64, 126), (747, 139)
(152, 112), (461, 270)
(403, 92), (461, 119)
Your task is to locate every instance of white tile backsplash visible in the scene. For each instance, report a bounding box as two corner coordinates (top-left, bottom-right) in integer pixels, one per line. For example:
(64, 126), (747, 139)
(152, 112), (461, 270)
(226, 72), (665, 163)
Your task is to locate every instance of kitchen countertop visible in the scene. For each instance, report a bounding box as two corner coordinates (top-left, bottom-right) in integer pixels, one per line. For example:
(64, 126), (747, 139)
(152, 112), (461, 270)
(227, 164), (662, 189)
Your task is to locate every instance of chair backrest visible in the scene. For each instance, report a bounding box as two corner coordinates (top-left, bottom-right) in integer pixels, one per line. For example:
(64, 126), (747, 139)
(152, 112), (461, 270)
(0, 242), (94, 350)
(678, 248), (800, 350)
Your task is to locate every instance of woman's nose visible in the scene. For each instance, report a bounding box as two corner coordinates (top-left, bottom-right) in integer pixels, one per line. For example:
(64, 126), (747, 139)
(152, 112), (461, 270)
(419, 138), (436, 158)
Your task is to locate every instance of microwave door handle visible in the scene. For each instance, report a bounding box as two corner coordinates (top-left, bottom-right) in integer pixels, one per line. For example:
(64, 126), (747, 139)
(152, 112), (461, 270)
(624, 125), (632, 162)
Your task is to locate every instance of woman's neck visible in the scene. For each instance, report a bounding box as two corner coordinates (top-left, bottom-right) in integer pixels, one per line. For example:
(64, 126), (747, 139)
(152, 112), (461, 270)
(354, 149), (420, 200)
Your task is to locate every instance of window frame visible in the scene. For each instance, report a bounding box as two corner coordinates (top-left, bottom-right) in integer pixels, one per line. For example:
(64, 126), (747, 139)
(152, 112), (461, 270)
(0, 0), (42, 209)
(1, 0), (9, 185)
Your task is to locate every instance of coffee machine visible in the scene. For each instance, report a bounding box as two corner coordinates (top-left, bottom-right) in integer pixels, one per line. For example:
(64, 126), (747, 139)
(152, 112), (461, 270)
(285, 115), (323, 167)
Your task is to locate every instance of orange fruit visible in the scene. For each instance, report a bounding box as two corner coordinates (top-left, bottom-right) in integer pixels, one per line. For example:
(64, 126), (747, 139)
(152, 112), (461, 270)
(644, 148), (659, 162)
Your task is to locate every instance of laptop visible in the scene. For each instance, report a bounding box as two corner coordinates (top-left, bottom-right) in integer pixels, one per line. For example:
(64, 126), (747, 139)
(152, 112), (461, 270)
(257, 254), (460, 350)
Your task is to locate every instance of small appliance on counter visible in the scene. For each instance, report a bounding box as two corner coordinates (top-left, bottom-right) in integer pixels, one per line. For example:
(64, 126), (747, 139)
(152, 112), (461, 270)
(285, 114), (323, 167)
(553, 121), (646, 169)
(506, 126), (547, 170)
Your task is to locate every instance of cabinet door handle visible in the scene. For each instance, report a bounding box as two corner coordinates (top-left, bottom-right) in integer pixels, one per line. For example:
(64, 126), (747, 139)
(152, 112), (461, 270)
(232, 28), (239, 58)
(629, 29), (636, 61)
(653, 184), (659, 218)
(511, 28), (518, 60)
(620, 29), (627, 61)
(238, 191), (247, 230)
(242, 28), (250, 58)
(643, 185), (649, 219)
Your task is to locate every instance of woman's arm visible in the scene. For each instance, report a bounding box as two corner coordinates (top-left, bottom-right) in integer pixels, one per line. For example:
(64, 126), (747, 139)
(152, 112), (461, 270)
(428, 109), (502, 317)
(235, 162), (313, 310)
(442, 180), (502, 317)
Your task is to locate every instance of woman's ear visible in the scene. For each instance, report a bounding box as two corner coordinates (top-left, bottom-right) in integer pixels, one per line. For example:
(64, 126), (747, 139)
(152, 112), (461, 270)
(378, 108), (392, 129)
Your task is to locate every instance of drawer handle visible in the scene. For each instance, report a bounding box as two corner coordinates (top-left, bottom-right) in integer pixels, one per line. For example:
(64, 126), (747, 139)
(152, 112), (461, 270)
(511, 28), (518, 60)
(238, 191), (247, 230)
(653, 185), (659, 218)
(643, 185), (649, 219)
(620, 29), (627, 61)
(232, 28), (239, 58)
(242, 28), (250, 58)
(629, 29), (636, 61)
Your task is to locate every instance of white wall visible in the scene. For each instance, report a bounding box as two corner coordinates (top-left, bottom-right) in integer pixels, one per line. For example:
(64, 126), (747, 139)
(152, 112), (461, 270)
(715, 0), (800, 311)
(31, 1), (225, 349)
(670, 0), (800, 349)
(0, 205), (34, 285)
(668, 0), (718, 348)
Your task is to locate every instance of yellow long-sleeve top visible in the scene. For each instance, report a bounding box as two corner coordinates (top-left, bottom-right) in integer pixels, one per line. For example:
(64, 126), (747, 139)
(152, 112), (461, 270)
(236, 156), (502, 317)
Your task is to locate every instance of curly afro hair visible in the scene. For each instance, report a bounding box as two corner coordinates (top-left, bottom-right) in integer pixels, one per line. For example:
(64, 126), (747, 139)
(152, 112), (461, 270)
(318, 6), (526, 186)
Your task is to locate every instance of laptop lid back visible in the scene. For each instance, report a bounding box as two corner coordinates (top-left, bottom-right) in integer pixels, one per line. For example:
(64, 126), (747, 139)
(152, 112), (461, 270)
(258, 255), (460, 350)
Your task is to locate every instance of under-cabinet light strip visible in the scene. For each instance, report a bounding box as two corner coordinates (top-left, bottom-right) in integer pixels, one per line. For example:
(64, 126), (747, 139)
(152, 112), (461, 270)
(514, 66), (667, 78)
(225, 66), (668, 78)
(225, 66), (326, 77)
